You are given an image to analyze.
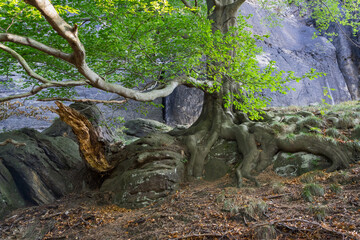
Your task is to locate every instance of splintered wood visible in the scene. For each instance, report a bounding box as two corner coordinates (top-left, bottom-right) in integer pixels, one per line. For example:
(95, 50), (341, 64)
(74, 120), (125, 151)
(54, 101), (113, 172)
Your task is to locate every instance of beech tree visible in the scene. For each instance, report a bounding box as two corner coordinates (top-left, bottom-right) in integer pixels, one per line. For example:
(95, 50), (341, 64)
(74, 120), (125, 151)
(1, 0), (359, 186)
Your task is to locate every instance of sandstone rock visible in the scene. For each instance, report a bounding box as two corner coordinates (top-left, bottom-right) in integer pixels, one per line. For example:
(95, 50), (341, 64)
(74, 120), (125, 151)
(101, 157), (184, 208)
(0, 128), (85, 218)
(163, 85), (203, 126)
(273, 152), (331, 177)
(101, 133), (185, 208)
(0, 161), (26, 219)
(124, 118), (172, 137)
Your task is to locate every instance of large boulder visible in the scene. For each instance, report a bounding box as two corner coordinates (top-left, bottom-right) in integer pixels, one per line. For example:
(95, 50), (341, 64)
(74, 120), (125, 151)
(163, 86), (203, 126)
(0, 128), (85, 219)
(273, 151), (331, 177)
(101, 133), (185, 208)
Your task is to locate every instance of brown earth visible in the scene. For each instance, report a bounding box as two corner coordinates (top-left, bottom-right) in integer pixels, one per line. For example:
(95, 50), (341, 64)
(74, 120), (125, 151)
(1, 163), (360, 240)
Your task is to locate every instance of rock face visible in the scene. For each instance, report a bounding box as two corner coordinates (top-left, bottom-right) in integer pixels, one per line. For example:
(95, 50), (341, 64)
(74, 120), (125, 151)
(163, 2), (353, 125)
(273, 152), (331, 177)
(101, 133), (185, 208)
(243, 2), (352, 106)
(0, 128), (85, 219)
(326, 22), (360, 100)
(163, 86), (203, 126)
(0, 161), (26, 219)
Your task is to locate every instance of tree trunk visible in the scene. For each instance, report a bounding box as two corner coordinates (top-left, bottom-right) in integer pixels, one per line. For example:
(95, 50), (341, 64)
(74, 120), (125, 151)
(53, 0), (358, 188)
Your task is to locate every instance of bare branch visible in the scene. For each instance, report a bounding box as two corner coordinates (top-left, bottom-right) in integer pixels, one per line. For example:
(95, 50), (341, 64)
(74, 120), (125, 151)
(0, 33), (74, 64)
(0, 139), (26, 147)
(0, 83), (55, 102)
(0, 43), (86, 86)
(24, 0), (85, 65)
(1, 43), (53, 84)
(38, 98), (128, 105)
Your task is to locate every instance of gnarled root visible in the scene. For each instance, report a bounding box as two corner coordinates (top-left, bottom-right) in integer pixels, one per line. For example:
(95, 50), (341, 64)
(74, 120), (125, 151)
(234, 125), (261, 187)
(277, 134), (358, 172)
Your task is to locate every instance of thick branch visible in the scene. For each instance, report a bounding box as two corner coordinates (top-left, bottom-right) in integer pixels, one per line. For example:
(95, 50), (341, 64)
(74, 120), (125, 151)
(0, 33), (74, 64)
(229, 0), (246, 13)
(38, 97), (128, 104)
(0, 83), (57, 102)
(24, 0), (85, 65)
(21, 0), (190, 102)
(1, 43), (64, 84)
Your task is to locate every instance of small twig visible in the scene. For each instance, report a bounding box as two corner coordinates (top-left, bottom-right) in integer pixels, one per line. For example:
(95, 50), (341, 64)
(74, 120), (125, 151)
(171, 232), (224, 239)
(0, 139), (26, 147)
(252, 218), (359, 239)
(6, 9), (25, 32)
(265, 193), (291, 199)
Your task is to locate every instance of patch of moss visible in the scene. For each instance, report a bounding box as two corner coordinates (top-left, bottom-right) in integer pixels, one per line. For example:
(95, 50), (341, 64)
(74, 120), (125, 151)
(308, 204), (328, 221)
(296, 116), (324, 133)
(329, 183), (342, 194)
(302, 183), (325, 202)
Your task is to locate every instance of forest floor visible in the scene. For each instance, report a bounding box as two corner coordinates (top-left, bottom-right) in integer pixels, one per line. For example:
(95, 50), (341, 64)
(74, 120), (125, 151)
(1, 163), (359, 240)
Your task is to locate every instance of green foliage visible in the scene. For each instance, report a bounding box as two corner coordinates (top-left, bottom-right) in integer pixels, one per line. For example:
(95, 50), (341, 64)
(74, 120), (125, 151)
(259, 0), (360, 42)
(1, 0), (324, 119)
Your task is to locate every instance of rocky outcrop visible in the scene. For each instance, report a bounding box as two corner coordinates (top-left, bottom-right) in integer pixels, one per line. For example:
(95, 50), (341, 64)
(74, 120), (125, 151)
(0, 161), (26, 219)
(124, 118), (173, 137)
(326, 23), (360, 100)
(101, 133), (185, 208)
(0, 128), (85, 219)
(243, 2), (352, 106)
(273, 152), (331, 177)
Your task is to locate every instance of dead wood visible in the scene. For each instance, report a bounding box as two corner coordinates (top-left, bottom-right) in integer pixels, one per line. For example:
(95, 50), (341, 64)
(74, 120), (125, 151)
(54, 101), (114, 173)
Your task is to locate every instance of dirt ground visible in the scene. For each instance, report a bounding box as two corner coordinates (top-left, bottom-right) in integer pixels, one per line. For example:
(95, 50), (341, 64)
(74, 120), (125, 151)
(1, 163), (359, 240)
